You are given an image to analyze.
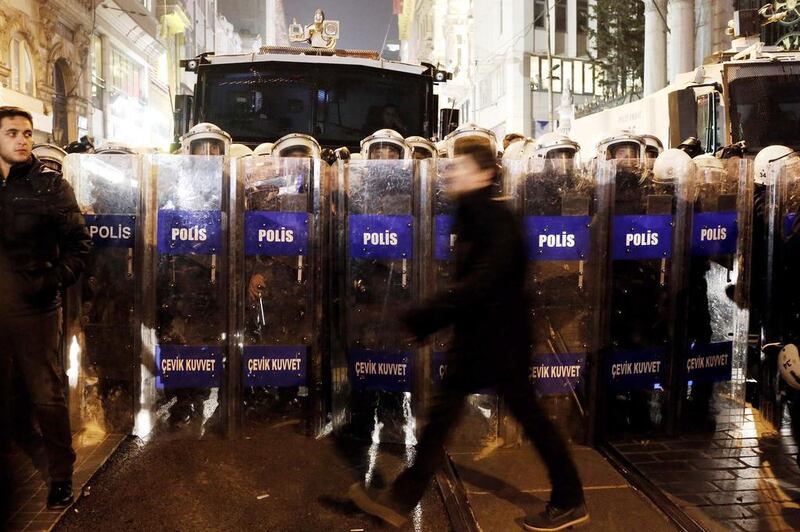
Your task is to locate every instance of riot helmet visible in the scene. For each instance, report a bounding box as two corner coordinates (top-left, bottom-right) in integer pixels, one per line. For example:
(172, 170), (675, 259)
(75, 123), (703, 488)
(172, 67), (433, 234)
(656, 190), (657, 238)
(253, 142), (274, 157)
(405, 136), (437, 160)
(754, 145), (794, 186)
(180, 122), (231, 156)
(532, 133), (580, 177)
(95, 142), (137, 154)
(503, 132), (525, 151)
(361, 129), (410, 160)
(597, 131), (645, 174)
(641, 134), (664, 167)
(273, 133), (321, 159)
(501, 136), (530, 161)
(445, 123), (497, 160)
(653, 148), (695, 186)
(64, 135), (95, 154)
(435, 140), (448, 158)
(693, 154), (725, 185)
(677, 136), (704, 159)
(230, 143), (254, 158)
(779, 344), (800, 390)
(32, 144), (67, 171)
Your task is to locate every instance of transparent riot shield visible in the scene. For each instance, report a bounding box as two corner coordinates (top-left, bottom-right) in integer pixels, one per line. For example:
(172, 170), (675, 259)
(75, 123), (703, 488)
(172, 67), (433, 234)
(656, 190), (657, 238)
(333, 159), (419, 445)
(677, 159), (752, 432)
(63, 154), (141, 436)
(601, 157), (692, 438)
(137, 154), (230, 437)
(507, 157), (609, 443)
(236, 156), (328, 433)
(763, 154), (800, 428)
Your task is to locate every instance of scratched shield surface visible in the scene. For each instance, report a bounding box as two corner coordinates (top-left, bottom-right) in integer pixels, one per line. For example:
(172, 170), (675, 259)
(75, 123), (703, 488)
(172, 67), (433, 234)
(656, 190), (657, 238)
(333, 159), (420, 445)
(505, 157), (607, 443)
(239, 156), (325, 427)
(138, 154), (230, 437)
(63, 154), (142, 434)
(677, 158), (752, 431)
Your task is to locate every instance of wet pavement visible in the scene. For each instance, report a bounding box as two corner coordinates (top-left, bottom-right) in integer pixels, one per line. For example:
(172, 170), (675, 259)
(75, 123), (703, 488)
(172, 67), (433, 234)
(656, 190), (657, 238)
(611, 405), (800, 531)
(54, 415), (451, 531)
(5, 430), (125, 532)
(447, 443), (677, 531)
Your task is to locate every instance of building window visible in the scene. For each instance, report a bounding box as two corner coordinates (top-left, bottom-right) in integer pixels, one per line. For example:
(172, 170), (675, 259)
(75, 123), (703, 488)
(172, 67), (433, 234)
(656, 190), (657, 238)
(577, 0), (589, 31)
(91, 36), (105, 109)
(555, 0), (567, 32)
(10, 37), (35, 96)
(110, 46), (146, 102)
(534, 0), (547, 29)
(531, 55), (599, 95)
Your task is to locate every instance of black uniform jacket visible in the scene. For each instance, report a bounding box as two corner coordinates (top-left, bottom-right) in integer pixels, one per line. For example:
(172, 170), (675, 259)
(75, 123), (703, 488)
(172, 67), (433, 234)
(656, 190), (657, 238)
(403, 185), (531, 386)
(0, 156), (91, 315)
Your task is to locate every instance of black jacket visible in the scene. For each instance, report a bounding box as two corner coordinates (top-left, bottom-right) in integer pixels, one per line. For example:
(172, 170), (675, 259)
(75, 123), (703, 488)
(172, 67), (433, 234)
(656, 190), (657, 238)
(0, 156), (91, 315)
(403, 186), (531, 380)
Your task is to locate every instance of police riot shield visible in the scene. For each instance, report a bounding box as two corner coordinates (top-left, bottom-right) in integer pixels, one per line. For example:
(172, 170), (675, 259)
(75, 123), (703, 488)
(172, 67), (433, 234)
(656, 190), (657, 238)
(236, 156), (328, 432)
(762, 154), (800, 427)
(676, 159), (752, 432)
(137, 154), (230, 437)
(601, 156), (692, 438)
(418, 158), (502, 449)
(333, 159), (420, 445)
(63, 154), (141, 435)
(507, 157), (609, 443)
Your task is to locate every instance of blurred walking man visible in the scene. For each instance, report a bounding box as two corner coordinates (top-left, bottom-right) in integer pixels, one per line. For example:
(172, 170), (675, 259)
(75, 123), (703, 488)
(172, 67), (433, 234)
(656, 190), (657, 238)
(348, 140), (588, 530)
(0, 106), (90, 509)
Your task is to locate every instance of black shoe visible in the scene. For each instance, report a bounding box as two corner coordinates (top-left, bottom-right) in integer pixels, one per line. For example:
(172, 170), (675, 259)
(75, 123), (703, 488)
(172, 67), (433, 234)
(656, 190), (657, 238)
(47, 480), (74, 509)
(347, 481), (407, 529)
(523, 502), (589, 531)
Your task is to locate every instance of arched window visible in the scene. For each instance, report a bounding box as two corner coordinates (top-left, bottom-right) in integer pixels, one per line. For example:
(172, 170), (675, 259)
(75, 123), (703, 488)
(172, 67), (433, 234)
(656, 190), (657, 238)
(10, 36), (35, 96)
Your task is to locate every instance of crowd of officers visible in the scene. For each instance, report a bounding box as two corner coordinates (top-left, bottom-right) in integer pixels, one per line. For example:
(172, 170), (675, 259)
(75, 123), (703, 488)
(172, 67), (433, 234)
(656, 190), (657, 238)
(27, 122), (800, 437)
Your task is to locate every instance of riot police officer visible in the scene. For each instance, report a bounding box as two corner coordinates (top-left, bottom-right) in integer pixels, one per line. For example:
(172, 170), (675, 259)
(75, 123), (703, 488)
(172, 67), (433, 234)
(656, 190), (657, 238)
(405, 136), (437, 161)
(243, 133), (321, 416)
(601, 131), (672, 432)
(32, 144), (67, 172)
(641, 134), (664, 168)
(360, 129), (410, 160)
(158, 122), (231, 425)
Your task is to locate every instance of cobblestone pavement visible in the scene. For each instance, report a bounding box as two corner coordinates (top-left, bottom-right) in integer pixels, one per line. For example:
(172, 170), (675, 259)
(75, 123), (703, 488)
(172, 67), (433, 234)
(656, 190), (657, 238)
(612, 406), (800, 531)
(5, 430), (125, 532)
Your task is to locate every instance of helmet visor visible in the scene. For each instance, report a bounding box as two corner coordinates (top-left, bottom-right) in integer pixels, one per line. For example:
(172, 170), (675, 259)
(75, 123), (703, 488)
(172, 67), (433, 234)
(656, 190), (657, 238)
(545, 148), (577, 175)
(278, 145), (313, 158)
(412, 146), (434, 160)
(368, 142), (403, 160)
(190, 139), (225, 156)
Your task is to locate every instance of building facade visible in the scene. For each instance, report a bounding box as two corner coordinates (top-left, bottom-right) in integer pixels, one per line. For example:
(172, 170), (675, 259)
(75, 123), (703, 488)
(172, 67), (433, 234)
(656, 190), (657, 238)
(400, 0), (600, 140)
(0, 0), (242, 151)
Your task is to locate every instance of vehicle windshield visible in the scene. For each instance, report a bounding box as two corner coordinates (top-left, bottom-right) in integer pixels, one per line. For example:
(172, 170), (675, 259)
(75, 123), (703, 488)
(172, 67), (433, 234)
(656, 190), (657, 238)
(197, 62), (430, 149)
(728, 64), (800, 152)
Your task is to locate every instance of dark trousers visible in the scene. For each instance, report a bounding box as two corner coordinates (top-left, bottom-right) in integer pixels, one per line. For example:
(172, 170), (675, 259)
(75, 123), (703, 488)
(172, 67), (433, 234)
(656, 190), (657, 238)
(0, 310), (75, 481)
(392, 360), (584, 510)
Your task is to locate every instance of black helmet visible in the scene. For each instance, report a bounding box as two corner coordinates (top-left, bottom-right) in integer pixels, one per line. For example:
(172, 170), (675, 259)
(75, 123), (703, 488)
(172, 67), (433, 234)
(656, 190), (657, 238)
(64, 135), (95, 154)
(677, 136), (703, 158)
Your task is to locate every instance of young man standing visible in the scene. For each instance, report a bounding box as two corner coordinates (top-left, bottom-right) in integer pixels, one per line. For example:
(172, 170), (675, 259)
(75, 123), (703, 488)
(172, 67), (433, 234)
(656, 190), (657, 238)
(348, 140), (588, 531)
(0, 107), (90, 508)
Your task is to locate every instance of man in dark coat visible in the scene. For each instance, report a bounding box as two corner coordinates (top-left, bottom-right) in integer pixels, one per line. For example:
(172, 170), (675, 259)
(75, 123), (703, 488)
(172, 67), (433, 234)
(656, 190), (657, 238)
(348, 140), (587, 531)
(0, 106), (91, 509)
